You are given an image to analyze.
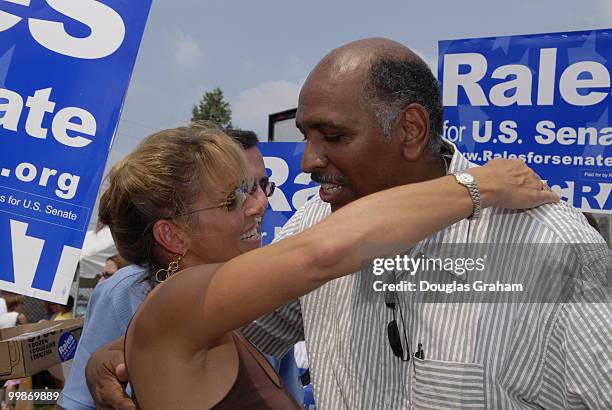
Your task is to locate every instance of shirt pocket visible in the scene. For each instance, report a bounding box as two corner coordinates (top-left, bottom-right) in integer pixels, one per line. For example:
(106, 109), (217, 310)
(412, 357), (485, 409)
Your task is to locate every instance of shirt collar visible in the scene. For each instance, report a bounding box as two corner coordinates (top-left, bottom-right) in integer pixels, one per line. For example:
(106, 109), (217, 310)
(442, 139), (472, 175)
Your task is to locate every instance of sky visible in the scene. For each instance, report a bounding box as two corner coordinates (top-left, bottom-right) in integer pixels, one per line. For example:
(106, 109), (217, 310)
(107, 0), (612, 169)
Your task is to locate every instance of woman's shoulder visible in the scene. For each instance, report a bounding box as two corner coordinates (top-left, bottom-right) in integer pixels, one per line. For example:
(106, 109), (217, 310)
(128, 263), (224, 350)
(125, 263), (235, 408)
(147, 263), (222, 313)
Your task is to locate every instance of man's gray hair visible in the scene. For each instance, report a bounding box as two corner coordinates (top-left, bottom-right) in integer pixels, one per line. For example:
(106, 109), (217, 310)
(363, 54), (444, 154)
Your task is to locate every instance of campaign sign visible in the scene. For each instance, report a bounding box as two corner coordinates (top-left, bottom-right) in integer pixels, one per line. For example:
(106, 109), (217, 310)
(0, 0), (151, 302)
(259, 142), (320, 245)
(439, 29), (612, 214)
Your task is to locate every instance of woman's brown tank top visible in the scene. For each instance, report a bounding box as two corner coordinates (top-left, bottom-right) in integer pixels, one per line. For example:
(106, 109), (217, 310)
(129, 329), (301, 409)
(211, 331), (302, 409)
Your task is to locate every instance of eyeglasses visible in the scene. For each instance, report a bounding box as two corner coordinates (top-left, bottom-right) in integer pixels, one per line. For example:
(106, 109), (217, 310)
(101, 271), (114, 279)
(386, 300), (410, 361)
(178, 180), (256, 216)
(175, 177), (276, 217)
(258, 176), (276, 197)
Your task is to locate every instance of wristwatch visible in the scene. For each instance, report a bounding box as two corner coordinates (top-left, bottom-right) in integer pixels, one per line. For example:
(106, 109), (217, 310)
(453, 172), (481, 219)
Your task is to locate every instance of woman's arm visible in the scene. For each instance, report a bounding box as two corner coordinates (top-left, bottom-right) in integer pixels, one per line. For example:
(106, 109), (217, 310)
(152, 159), (557, 348)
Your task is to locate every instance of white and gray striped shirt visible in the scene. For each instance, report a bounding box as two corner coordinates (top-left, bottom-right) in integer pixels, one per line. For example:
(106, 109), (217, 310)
(244, 147), (611, 409)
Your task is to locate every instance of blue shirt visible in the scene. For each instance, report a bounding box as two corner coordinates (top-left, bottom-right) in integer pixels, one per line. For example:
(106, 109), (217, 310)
(59, 265), (304, 409)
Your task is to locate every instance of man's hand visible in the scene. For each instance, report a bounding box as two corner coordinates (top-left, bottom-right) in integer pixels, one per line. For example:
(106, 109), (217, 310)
(85, 336), (135, 410)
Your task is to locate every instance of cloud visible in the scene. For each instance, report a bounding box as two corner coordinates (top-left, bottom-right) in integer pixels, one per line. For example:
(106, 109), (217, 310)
(173, 30), (203, 69)
(232, 79), (303, 138)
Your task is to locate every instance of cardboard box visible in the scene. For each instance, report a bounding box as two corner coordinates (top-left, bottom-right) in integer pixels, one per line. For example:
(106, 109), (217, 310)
(0, 318), (84, 380)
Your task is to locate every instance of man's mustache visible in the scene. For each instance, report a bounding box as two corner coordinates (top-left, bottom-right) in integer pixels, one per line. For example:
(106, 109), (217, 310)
(311, 172), (348, 185)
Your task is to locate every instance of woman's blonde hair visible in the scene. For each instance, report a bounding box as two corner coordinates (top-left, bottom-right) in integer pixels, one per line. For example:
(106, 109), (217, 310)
(98, 125), (250, 274)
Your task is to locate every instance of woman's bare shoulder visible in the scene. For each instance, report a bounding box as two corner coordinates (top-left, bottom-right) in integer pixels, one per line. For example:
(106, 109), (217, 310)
(128, 263), (225, 353)
(126, 296), (240, 409)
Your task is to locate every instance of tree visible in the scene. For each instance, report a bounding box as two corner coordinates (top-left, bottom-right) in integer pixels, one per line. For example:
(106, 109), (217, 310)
(191, 87), (232, 128)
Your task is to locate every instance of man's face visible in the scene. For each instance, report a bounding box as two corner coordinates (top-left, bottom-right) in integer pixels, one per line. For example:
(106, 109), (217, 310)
(296, 68), (406, 211)
(244, 146), (269, 247)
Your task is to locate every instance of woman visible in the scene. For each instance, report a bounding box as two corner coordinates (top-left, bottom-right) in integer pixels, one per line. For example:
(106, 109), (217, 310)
(98, 126), (557, 409)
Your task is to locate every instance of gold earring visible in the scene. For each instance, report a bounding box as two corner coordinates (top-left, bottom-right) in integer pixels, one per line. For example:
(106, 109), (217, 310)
(154, 253), (183, 283)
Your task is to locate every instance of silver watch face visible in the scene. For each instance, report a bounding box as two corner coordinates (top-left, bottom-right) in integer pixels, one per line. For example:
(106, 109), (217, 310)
(457, 173), (474, 184)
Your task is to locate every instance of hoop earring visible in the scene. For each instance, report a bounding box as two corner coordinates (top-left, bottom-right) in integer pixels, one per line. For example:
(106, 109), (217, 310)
(154, 253), (184, 283)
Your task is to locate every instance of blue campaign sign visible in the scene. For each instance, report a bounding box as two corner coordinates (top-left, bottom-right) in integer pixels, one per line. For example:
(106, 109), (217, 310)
(258, 142), (320, 245)
(0, 0), (151, 302)
(439, 29), (612, 214)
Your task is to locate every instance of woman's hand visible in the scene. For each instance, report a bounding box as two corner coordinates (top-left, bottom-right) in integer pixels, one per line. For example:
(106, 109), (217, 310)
(470, 159), (560, 210)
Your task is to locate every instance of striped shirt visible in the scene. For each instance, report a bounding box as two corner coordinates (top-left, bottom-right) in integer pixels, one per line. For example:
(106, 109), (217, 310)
(243, 145), (611, 409)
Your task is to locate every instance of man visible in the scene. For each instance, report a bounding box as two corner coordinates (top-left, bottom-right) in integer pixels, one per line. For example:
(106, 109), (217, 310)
(88, 38), (611, 408)
(244, 38), (610, 409)
(58, 129), (304, 409)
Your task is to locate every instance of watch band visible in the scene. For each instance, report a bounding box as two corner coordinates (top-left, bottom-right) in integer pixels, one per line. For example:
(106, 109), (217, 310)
(453, 172), (481, 219)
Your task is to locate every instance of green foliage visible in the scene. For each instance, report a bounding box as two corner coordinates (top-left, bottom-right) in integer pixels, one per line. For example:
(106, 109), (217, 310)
(191, 87), (232, 128)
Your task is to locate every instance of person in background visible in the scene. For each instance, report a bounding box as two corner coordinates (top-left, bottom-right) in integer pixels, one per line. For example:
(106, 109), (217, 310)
(49, 296), (74, 321)
(0, 293), (27, 329)
(98, 254), (129, 284)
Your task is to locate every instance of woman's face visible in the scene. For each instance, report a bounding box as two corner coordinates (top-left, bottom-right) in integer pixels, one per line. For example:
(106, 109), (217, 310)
(186, 147), (268, 264)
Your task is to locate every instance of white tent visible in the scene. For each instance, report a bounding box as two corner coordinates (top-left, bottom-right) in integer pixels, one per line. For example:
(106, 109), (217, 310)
(78, 227), (117, 279)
